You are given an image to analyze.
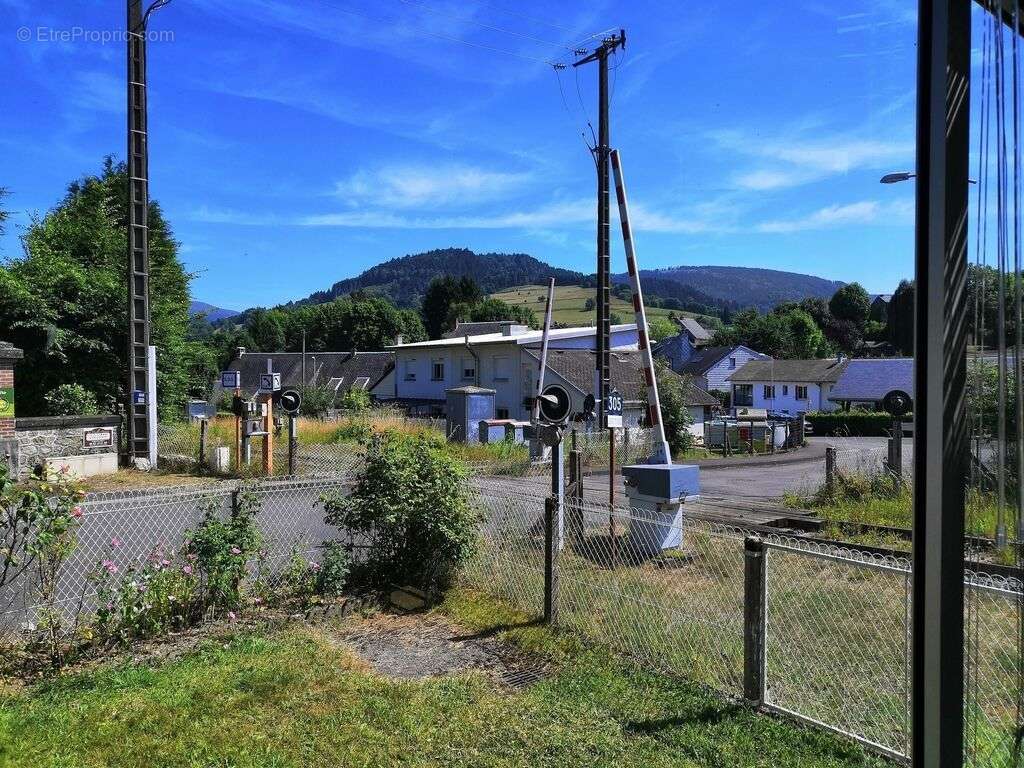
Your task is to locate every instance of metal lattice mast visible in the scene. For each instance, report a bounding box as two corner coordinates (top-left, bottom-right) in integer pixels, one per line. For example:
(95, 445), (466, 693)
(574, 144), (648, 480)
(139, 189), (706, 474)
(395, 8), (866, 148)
(610, 150), (671, 465)
(126, 0), (167, 465)
(575, 30), (625, 430)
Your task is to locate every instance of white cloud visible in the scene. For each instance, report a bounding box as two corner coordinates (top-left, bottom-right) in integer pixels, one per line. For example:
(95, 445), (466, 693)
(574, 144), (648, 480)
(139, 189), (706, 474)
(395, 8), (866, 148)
(713, 128), (915, 191)
(333, 164), (532, 209)
(756, 198), (912, 233)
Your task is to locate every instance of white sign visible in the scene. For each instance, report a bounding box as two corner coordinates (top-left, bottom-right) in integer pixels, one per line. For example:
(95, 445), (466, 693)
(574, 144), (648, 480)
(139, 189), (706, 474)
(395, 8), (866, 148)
(259, 372), (281, 392)
(83, 427), (114, 449)
(605, 389), (624, 429)
(221, 371), (242, 389)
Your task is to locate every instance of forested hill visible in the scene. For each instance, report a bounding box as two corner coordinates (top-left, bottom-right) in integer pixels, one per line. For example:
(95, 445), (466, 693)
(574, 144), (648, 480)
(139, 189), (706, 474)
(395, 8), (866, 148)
(615, 266), (845, 312)
(297, 248), (586, 308)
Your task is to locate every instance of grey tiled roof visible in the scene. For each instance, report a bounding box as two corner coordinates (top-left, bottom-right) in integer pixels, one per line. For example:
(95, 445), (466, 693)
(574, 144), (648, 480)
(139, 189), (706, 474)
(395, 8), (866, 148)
(0, 341), (24, 360)
(729, 358), (849, 384)
(678, 317), (711, 341)
(524, 348), (720, 408)
(828, 358), (913, 402)
(675, 345), (737, 377)
(217, 351), (393, 396)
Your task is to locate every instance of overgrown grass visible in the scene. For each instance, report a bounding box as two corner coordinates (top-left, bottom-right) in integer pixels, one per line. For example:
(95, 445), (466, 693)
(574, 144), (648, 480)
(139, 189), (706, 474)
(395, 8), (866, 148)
(0, 590), (885, 768)
(784, 474), (1005, 542)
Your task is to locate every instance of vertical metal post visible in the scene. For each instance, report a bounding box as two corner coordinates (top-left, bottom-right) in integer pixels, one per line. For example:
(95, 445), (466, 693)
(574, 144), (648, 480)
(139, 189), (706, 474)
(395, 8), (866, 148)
(127, 0), (152, 466)
(233, 386), (242, 474)
(550, 437), (564, 550)
(825, 446), (836, 496)
(198, 417), (208, 469)
(913, 0), (969, 763)
(743, 536), (766, 704)
(146, 344), (158, 466)
(288, 414), (297, 476)
(543, 495), (559, 624)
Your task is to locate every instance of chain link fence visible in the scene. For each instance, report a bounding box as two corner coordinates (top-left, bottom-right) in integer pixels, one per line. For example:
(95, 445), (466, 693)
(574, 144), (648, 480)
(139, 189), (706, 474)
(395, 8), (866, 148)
(4, 469), (1020, 764)
(0, 475), (353, 642)
(464, 477), (1022, 765)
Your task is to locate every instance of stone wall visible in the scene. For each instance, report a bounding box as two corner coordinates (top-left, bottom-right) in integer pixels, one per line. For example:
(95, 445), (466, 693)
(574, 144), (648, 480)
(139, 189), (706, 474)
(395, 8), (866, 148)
(13, 415), (121, 480)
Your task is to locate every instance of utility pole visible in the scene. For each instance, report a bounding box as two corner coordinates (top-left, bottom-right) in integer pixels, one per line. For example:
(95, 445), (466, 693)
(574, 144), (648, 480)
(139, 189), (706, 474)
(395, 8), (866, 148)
(575, 30), (625, 433)
(125, 0), (170, 468)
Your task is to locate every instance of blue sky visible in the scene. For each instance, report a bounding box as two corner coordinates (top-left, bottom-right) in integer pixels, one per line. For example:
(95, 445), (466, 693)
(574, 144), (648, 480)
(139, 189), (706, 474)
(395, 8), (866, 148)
(1, 0), (921, 309)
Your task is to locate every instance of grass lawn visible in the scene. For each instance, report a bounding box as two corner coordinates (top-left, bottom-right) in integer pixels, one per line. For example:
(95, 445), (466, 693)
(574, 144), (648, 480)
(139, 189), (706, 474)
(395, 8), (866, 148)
(0, 590), (885, 768)
(490, 284), (719, 329)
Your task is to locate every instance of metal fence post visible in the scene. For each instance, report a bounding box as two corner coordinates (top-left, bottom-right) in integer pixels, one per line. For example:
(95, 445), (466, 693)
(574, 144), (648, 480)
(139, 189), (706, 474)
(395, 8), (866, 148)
(544, 495), (559, 625)
(198, 418), (208, 469)
(743, 536), (766, 705)
(825, 446), (837, 495)
(288, 414), (297, 476)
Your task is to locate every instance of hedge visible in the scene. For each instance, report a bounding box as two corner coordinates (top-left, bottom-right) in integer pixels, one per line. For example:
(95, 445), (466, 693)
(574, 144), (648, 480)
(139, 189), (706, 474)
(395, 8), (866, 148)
(805, 410), (909, 437)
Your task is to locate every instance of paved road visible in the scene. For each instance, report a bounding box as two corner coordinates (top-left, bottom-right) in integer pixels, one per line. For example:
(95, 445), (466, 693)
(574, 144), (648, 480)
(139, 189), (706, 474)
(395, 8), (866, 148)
(574, 436), (914, 502)
(699, 436), (913, 499)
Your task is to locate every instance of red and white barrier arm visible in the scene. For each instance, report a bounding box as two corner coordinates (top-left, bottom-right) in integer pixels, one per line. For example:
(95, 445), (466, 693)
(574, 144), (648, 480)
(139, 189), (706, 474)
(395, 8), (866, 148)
(610, 149), (672, 465)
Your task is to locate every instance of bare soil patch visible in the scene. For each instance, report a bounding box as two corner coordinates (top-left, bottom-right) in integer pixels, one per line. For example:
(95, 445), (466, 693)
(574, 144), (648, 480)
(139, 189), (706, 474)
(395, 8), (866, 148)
(332, 612), (549, 687)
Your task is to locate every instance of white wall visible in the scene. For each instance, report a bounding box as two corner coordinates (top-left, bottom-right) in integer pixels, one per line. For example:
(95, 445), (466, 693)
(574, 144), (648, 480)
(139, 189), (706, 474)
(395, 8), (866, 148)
(736, 381), (839, 414)
(705, 347), (766, 393)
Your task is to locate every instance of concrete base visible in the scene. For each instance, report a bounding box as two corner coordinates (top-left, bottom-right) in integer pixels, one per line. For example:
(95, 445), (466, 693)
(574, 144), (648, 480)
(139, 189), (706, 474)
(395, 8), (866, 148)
(46, 452), (119, 479)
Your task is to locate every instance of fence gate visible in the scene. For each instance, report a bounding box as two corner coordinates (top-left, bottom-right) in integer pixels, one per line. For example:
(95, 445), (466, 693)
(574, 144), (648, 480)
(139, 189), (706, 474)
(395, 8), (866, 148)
(760, 541), (912, 761)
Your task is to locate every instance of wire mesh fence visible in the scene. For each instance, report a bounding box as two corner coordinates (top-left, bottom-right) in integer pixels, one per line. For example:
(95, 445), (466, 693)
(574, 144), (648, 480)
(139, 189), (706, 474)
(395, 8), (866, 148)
(0, 475), (353, 643)
(4, 470), (1020, 764)
(464, 478), (1022, 764)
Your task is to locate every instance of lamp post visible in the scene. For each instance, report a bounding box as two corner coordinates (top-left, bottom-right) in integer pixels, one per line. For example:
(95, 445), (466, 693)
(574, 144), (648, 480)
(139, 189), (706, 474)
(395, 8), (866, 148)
(881, 171), (976, 184)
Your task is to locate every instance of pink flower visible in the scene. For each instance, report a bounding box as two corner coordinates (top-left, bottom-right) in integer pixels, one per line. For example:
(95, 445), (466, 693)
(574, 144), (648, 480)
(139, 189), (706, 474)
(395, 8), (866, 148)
(253, 597), (263, 605)
(70, 506), (82, 519)
(161, 559), (171, 567)
(111, 537), (122, 548)
(182, 564), (193, 575)
(309, 561), (321, 572)
(227, 611), (236, 621)
(101, 559), (119, 575)
(230, 547), (242, 555)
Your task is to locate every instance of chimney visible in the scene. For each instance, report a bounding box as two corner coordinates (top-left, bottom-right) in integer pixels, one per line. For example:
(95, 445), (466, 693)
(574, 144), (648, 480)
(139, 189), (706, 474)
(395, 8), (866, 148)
(395, 334), (404, 346)
(236, 346), (246, 358)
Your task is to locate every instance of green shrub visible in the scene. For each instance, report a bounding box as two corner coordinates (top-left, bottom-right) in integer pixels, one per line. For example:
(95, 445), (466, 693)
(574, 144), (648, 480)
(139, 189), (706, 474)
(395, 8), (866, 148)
(338, 388), (371, 412)
(296, 384), (335, 418)
(321, 431), (477, 597)
(184, 487), (262, 610)
(805, 410), (906, 437)
(318, 541), (350, 597)
(43, 384), (99, 416)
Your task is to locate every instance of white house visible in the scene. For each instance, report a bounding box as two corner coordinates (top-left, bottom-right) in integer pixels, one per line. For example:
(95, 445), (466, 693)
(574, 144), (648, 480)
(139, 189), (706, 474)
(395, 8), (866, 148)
(727, 358), (849, 415)
(672, 345), (769, 394)
(388, 323), (645, 418)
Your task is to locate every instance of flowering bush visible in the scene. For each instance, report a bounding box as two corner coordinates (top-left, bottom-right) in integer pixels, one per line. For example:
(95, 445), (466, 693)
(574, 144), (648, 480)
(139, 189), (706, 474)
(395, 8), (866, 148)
(282, 549), (321, 605)
(92, 543), (199, 643)
(1, 464), (86, 664)
(183, 486), (261, 611)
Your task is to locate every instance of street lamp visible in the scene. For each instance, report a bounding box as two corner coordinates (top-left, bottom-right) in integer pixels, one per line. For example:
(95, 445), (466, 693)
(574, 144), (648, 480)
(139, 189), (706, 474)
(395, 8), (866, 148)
(880, 171), (976, 184)
(881, 171), (916, 184)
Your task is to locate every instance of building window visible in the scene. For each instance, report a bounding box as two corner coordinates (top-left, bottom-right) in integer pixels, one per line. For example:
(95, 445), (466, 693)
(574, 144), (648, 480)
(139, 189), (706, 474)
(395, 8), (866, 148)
(496, 407), (509, 419)
(493, 355), (510, 381)
(734, 384), (753, 406)
(403, 359), (417, 382)
(729, 357), (737, 369)
(462, 357), (475, 380)
(782, 385), (789, 396)
(796, 385), (808, 400)
(763, 385), (775, 399)
(431, 360), (445, 381)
